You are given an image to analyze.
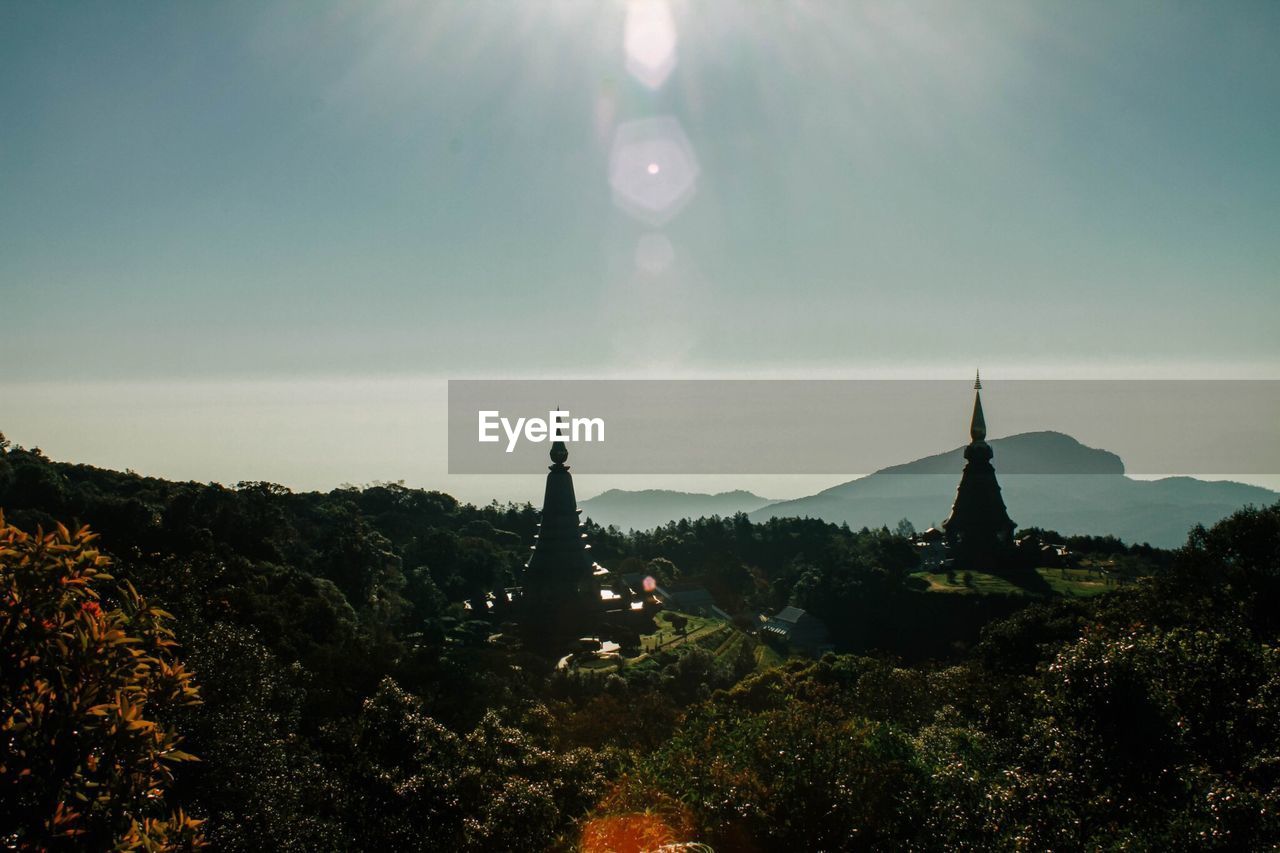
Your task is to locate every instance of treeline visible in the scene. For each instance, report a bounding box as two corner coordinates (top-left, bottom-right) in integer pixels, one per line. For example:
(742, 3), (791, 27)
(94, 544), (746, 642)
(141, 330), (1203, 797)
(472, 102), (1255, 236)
(2, 438), (1277, 849)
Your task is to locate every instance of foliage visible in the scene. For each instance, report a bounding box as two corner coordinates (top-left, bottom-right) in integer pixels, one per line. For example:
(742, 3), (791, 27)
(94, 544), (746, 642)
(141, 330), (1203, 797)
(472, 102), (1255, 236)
(170, 623), (343, 852)
(347, 677), (614, 851)
(2, 441), (1278, 849)
(640, 691), (923, 849)
(0, 513), (203, 850)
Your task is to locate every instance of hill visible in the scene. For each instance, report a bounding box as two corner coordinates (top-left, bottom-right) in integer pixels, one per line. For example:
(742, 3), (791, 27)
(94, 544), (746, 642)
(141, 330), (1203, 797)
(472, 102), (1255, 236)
(580, 488), (773, 531)
(751, 431), (1276, 547)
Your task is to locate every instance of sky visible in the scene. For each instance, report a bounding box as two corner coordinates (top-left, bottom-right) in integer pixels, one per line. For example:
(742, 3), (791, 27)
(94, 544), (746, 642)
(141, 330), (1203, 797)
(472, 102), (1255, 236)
(2, 1), (1278, 503)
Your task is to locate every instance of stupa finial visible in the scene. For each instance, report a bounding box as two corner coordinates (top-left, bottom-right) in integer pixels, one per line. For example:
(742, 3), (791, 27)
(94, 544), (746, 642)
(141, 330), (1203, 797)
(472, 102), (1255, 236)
(970, 374), (986, 443)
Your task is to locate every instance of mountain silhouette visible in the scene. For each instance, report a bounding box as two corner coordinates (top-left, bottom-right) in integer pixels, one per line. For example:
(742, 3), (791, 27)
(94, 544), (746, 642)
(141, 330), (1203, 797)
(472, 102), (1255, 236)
(580, 488), (773, 532)
(752, 431), (1275, 547)
(584, 432), (1276, 546)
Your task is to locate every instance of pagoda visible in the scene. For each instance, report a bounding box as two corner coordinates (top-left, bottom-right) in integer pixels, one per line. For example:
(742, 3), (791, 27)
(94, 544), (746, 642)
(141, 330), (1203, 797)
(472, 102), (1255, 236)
(519, 438), (603, 637)
(942, 372), (1017, 570)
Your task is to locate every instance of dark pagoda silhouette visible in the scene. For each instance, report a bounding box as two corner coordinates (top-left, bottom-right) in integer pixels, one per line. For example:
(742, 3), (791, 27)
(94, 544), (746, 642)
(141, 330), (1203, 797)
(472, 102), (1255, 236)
(942, 372), (1017, 570)
(519, 438), (605, 639)
(515, 436), (661, 651)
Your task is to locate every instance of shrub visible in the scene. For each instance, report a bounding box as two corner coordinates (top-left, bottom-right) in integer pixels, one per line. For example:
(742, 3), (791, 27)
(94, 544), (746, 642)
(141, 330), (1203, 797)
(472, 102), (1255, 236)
(0, 512), (203, 849)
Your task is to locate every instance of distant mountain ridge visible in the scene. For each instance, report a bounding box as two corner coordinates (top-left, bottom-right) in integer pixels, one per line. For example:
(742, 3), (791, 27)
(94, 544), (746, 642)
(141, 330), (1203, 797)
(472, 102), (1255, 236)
(580, 488), (773, 532)
(583, 432), (1277, 547)
(868, 431), (1125, 476)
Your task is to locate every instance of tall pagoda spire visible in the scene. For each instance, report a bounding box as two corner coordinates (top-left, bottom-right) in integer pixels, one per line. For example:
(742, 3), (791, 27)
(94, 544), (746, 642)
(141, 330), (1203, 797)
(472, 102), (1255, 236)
(970, 370), (986, 442)
(520, 438), (602, 637)
(943, 371), (1016, 570)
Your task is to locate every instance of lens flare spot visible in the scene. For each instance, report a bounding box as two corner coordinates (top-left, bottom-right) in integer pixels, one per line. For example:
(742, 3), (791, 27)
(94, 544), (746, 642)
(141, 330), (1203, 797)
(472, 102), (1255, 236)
(609, 116), (700, 226)
(624, 0), (678, 90)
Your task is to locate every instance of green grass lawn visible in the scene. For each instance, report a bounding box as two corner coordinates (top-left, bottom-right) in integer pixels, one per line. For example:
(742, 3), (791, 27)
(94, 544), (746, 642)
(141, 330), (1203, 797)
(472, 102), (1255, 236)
(754, 642), (786, 670)
(623, 610), (787, 673)
(575, 656), (621, 674)
(913, 566), (1122, 598)
(591, 610), (815, 675)
(709, 629), (748, 660)
(1035, 566), (1116, 597)
(641, 610), (724, 651)
(913, 570), (1026, 595)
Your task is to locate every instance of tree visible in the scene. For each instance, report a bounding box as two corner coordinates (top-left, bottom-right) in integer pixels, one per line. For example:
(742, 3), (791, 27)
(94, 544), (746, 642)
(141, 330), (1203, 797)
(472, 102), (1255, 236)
(646, 557), (679, 587)
(455, 536), (504, 614)
(640, 693), (923, 848)
(350, 678), (612, 851)
(0, 513), (203, 849)
(175, 623), (344, 852)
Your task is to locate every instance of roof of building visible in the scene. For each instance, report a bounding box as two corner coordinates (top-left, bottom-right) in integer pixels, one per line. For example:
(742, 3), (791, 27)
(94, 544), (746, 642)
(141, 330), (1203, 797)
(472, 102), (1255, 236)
(762, 607), (831, 647)
(772, 605), (808, 624)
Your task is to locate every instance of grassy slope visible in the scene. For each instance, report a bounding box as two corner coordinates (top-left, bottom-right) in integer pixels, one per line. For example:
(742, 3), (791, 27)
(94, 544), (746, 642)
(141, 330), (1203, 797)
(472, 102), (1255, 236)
(610, 611), (785, 673)
(912, 567), (1119, 598)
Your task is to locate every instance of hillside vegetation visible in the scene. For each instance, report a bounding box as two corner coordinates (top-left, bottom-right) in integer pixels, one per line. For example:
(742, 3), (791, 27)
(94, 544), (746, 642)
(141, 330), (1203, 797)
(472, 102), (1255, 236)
(2, 438), (1278, 849)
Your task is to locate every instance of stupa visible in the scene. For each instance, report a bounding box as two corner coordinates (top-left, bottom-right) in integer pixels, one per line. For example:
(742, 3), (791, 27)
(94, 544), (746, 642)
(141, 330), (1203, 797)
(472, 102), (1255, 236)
(942, 371), (1017, 569)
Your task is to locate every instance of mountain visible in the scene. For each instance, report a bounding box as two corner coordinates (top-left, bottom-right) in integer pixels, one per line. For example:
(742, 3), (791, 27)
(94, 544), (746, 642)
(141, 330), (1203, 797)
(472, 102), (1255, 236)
(580, 488), (774, 531)
(750, 431), (1277, 548)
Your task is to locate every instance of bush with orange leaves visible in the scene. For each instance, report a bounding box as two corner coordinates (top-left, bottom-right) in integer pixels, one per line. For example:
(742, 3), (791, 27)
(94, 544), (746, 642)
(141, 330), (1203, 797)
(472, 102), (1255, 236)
(0, 511), (204, 850)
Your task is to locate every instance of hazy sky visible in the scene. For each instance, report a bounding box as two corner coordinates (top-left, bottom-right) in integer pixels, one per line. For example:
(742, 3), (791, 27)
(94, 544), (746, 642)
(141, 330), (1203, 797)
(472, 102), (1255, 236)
(2, 2), (1278, 501)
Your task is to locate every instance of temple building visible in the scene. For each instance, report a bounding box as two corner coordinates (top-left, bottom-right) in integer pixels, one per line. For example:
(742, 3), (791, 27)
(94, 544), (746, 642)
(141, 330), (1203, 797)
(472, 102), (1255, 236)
(517, 439), (657, 645)
(520, 439), (604, 636)
(942, 372), (1017, 570)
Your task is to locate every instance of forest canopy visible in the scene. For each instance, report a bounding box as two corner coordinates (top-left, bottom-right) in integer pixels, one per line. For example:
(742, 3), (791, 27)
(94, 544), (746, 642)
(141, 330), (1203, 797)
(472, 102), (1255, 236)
(2, 441), (1278, 850)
